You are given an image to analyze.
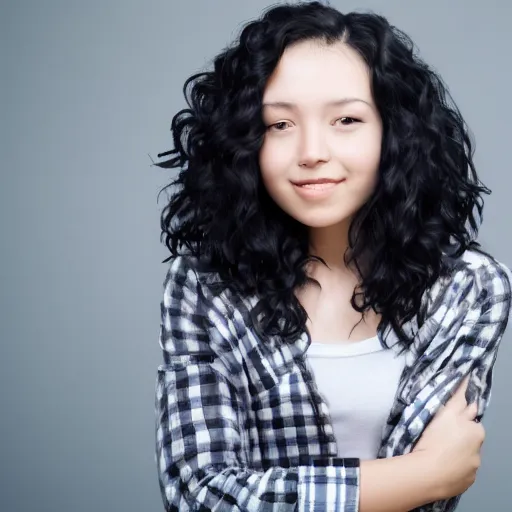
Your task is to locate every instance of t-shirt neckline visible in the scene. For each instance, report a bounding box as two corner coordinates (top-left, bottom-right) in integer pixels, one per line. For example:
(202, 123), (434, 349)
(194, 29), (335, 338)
(308, 335), (383, 357)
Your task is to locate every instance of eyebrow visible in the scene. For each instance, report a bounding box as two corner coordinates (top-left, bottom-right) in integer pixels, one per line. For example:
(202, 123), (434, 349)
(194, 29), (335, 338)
(262, 98), (373, 109)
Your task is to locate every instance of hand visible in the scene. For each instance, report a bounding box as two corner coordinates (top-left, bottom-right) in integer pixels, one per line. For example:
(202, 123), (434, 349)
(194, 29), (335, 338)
(412, 375), (485, 500)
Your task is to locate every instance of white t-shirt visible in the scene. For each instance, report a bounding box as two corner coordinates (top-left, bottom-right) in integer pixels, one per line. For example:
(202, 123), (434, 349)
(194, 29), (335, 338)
(306, 336), (407, 460)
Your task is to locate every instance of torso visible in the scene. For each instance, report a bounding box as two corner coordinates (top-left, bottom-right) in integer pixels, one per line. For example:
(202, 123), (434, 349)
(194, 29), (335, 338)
(306, 337), (408, 459)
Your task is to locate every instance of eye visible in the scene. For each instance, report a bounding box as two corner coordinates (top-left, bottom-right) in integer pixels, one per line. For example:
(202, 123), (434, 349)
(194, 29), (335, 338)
(267, 121), (292, 132)
(336, 117), (360, 126)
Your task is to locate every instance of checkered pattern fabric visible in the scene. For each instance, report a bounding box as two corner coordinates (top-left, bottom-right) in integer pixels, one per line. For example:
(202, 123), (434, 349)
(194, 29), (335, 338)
(155, 249), (511, 511)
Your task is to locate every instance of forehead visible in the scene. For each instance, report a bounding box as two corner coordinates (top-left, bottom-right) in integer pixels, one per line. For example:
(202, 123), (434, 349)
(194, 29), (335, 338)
(262, 40), (373, 105)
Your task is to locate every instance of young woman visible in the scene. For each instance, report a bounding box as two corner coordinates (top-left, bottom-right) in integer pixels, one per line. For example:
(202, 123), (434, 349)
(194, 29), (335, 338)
(153, 2), (511, 511)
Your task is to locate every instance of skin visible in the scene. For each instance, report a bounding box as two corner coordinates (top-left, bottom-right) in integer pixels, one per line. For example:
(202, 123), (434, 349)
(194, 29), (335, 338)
(259, 39), (383, 342)
(257, 39), (485, 509)
(259, 39), (382, 238)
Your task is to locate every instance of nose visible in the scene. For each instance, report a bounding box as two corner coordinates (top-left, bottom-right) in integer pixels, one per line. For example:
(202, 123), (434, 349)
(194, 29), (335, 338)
(298, 125), (331, 168)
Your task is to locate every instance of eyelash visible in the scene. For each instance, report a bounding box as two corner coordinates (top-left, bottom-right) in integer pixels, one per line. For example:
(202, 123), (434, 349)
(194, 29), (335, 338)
(267, 117), (361, 131)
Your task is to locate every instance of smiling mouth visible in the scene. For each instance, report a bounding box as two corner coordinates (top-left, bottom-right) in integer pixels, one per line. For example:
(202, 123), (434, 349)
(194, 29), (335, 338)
(292, 179), (345, 189)
(295, 182), (337, 189)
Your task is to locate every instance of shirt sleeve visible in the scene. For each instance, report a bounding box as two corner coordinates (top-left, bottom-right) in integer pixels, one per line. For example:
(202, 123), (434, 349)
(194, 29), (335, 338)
(154, 256), (361, 512)
(466, 261), (512, 419)
(408, 257), (512, 512)
(408, 257), (512, 424)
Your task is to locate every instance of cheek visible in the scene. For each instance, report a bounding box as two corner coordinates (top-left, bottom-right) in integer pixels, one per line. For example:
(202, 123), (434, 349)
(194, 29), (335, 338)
(339, 132), (381, 181)
(259, 140), (290, 187)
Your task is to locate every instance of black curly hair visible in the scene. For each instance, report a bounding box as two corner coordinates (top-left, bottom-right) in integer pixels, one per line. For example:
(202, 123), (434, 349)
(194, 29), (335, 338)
(154, 1), (490, 348)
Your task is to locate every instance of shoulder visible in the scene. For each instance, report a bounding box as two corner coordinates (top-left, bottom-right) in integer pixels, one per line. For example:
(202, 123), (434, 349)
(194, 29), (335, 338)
(162, 254), (238, 328)
(163, 253), (258, 319)
(162, 254), (221, 301)
(387, 247), (512, 357)
(161, 255), (199, 318)
(443, 247), (512, 307)
(419, 247), (512, 336)
(160, 253), (229, 342)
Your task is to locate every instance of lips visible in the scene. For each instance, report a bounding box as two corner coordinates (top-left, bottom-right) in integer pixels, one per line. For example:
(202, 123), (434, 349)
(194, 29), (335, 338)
(291, 177), (344, 199)
(292, 178), (345, 187)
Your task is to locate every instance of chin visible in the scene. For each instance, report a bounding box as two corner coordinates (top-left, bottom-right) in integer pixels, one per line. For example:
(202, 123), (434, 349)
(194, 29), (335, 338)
(295, 213), (352, 229)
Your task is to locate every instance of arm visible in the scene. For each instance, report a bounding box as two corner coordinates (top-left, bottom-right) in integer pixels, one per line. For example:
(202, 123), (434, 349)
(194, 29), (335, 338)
(408, 257), (512, 512)
(466, 261), (512, 422)
(156, 357), (361, 511)
(156, 360), (442, 512)
(360, 453), (441, 512)
(154, 256), (444, 511)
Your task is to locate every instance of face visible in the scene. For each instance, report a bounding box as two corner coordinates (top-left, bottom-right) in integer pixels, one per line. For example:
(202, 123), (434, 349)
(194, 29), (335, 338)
(259, 40), (383, 229)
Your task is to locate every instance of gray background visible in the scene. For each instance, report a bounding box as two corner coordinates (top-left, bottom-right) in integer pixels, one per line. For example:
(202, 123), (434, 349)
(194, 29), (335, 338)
(2, 0), (511, 510)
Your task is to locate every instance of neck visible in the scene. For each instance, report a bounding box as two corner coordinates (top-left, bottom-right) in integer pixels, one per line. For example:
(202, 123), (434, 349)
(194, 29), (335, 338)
(307, 221), (352, 272)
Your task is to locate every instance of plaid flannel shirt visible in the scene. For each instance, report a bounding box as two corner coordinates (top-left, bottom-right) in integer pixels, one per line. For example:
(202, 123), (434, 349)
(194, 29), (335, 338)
(155, 249), (511, 511)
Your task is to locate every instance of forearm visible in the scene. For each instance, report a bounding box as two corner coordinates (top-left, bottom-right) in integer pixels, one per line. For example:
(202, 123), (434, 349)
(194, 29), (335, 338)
(360, 451), (440, 512)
